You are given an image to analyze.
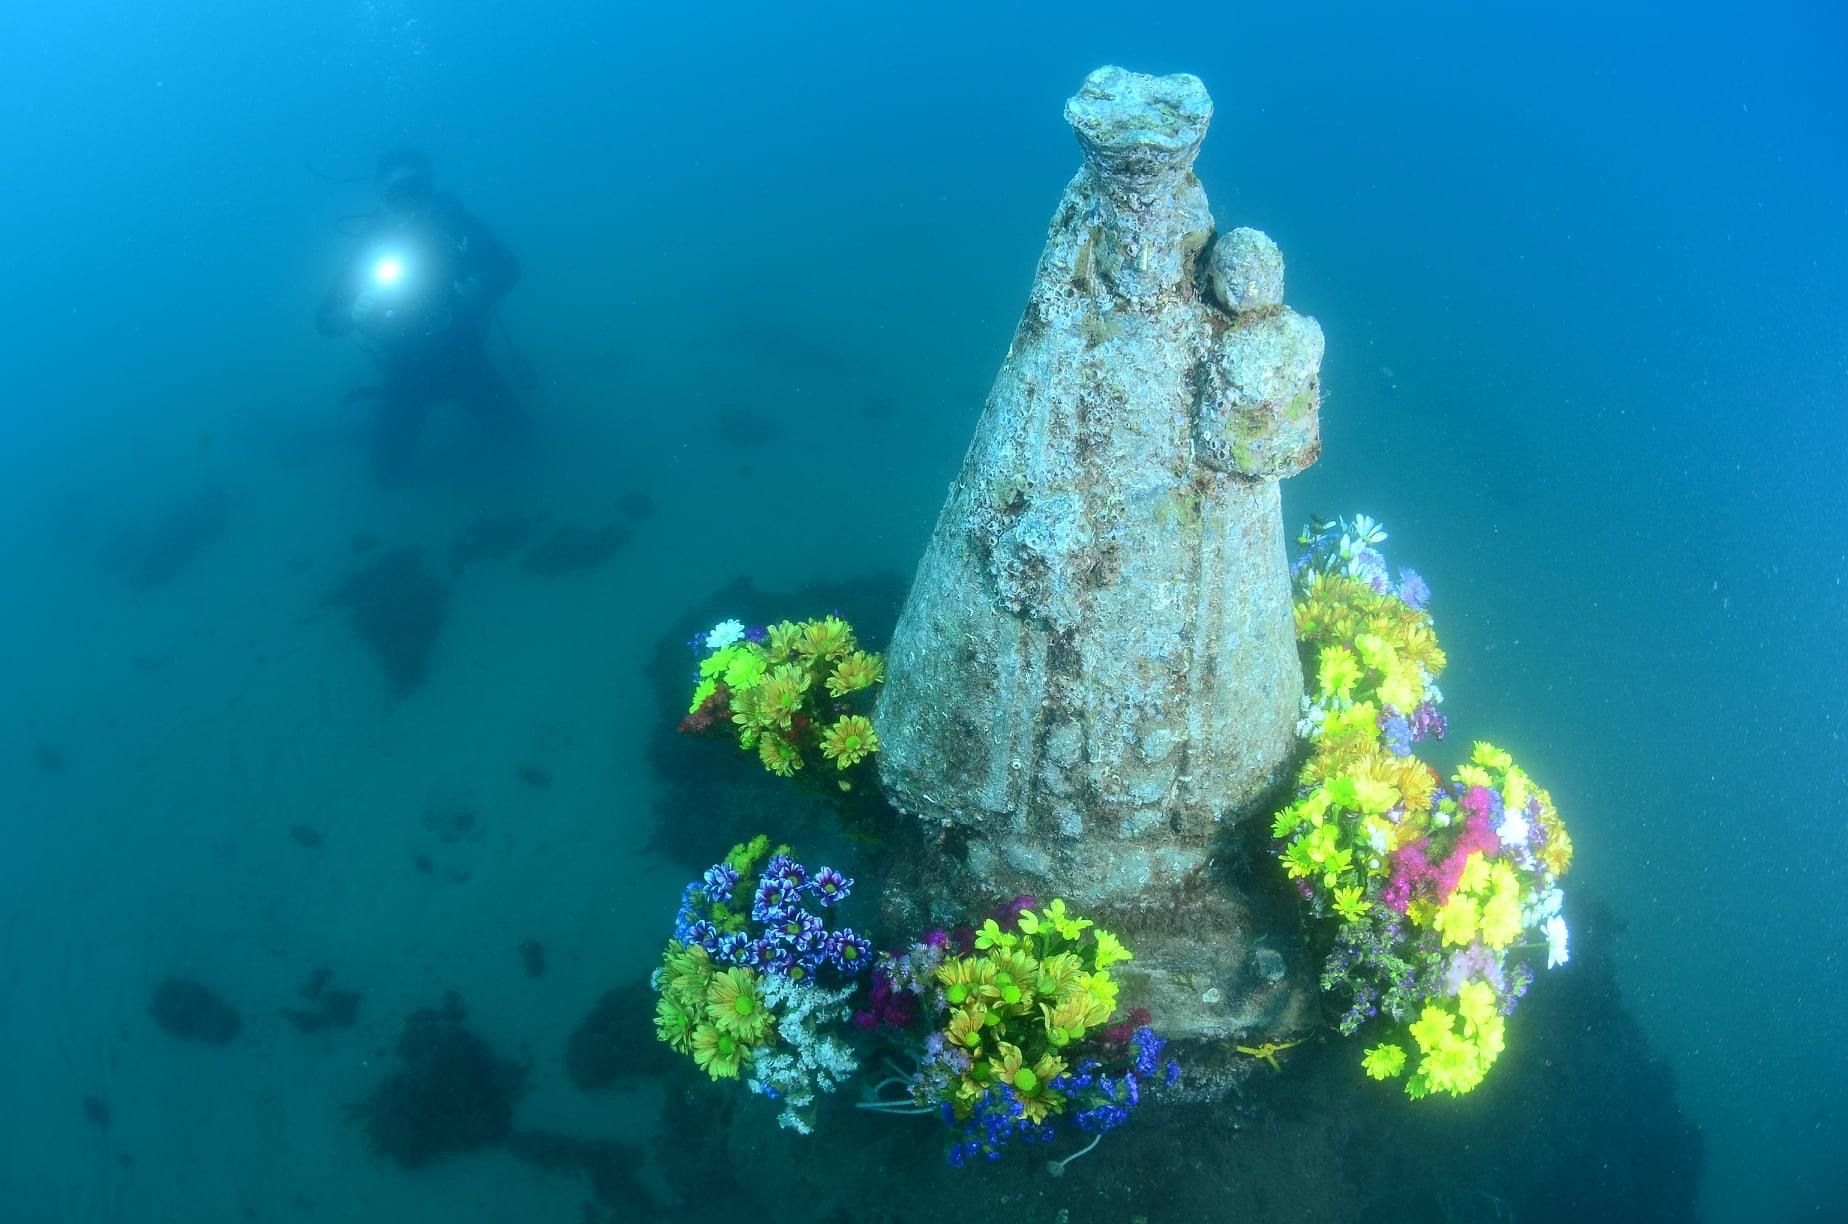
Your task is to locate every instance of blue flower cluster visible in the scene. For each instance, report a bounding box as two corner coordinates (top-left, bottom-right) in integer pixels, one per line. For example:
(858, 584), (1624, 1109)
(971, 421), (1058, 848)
(943, 1086), (1056, 1167)
(934, 1026), (1182, 1167)
(673, 851), (870, 981)
(1050, 1027), (1181, 1138)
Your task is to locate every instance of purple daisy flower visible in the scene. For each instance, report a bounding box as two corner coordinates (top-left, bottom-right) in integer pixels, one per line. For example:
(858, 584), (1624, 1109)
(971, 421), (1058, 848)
(744, 938), (781, 970)
(771, 910), (826, 949)
(701, 862), (740, 904)
(751, 881), (792, 921)
(809, 867), (853, 906)
(830, 930), (872, 973)
(715, 932), (750, 964)
(762, 854), (807, 893)
(1410, 701), (1448, 742)
(1350, 547), (1389, 590)
(1396, 568), (1431, 611)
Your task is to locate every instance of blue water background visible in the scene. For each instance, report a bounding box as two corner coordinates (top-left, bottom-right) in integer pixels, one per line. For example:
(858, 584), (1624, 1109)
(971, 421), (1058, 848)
(0, 1), (1842, 1218)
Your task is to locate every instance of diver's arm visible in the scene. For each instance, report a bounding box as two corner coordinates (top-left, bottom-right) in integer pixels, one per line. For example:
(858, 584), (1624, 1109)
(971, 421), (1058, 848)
(450, 204), (521, 301)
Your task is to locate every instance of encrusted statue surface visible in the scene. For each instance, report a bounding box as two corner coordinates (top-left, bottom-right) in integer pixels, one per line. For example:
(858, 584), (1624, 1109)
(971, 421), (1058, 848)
(876, 66), (1326, 1041)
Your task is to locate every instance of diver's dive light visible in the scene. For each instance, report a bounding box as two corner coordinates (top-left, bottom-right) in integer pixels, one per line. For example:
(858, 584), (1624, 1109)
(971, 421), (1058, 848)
(355, 242), (449, 337)
(371, 253), (406, 289)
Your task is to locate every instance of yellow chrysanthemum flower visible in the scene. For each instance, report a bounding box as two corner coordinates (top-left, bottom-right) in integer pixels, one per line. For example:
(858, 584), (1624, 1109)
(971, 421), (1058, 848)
(1040, 991), (1108, 1044)
(1455, 852), (1491, 896)
(706, 967), (773, 1043)
(1474, 1013), (1506, 1064)
(758, 732), (803, 777)
(1479, 887), (1523, 950)
(754, 664), (812, 728)
(1455, 980), (1499, 1036)
(946, 1004), (989, 1051)
(986, 949), (1040, 1004)
(1324, 701), (1381, 745)
(1537, 790), (1574, 875)
(1296, 787), (1335, 827)
(1501, 768), (1530, 814)
(1034, 952), (1083, 998)
(1316, 644), (1362, 700)
(990, 1042), (1067, 1123)
(1091, 928), (1132, 969)
(1330, 772), (1398, 814)
(690, 1024), (745, 1080)
(1377, 662), (1423, 714)
(1420, 1030), (1485, 1096)
(662, 941), (713, 1002)
(825, 650), (885, 697)
(1394, 761), (1438, 815)
(796, 616), (854, 662)
(936, 956), (997, 1007)
(1407, 1004), (1454, 1054)
(1471, 742), (1514, 771)
(723, 648), (768, 692)
(1038, 898), (1092, 941)
(1353, 632), (1397, 672)
(1454, 763), (1493, 790)
(765, 621), (801, 662)
(699, 644), (745, 681)
(1333, 884), (1370, 922)
(982, 969), (1036, 1015)
(1362, 1042), (1407, 1080)
(1433, 892), (1480, 947)
(819, 715), (879, 768)
(1076, 970), (1118, 1017)
(655, 992), (695, 1052)
(1282, 839), (1319, 880)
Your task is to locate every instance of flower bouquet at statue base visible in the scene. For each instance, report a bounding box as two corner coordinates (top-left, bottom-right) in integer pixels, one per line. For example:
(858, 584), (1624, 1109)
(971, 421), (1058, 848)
(1272, 515), (1575, 1099)
(653, 835), (872, 1134)
(852, 896), (1181, 1170)
(678, 616), (884, 793)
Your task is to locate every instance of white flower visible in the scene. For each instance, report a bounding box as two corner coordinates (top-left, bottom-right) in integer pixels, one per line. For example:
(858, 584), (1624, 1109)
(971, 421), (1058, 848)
(747, 976), (858, 1135)
(1497, 809), (1531, 848)
(704, 619), (746, 651)
(1524, 887), (1563, 927)
(1544, 914), (1570, 969)
(1350, 514), (1387, 547)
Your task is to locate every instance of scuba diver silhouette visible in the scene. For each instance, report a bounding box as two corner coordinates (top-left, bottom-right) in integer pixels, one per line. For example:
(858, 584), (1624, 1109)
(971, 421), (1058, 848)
(317, 148), (529, 484)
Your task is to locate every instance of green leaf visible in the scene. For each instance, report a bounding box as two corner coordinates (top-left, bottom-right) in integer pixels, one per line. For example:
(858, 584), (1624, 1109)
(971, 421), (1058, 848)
(973, 919), (1016, 951)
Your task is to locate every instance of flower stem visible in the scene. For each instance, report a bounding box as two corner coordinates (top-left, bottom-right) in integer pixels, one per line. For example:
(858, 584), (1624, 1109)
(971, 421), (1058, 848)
(1045, 1133), (1103, 1178)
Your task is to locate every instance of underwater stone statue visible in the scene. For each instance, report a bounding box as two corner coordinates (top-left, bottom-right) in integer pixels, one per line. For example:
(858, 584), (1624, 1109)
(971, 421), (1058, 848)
(876, 66), (1325, 1042)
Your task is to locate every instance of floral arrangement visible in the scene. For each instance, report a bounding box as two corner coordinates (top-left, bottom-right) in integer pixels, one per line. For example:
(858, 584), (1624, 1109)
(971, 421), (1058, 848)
(678, 616), (885, 788)
(653, 835), (871, 1132)
(856, 897), (1179, 1168)
(1272, 514), (1574, 1099)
